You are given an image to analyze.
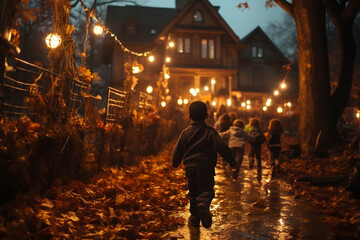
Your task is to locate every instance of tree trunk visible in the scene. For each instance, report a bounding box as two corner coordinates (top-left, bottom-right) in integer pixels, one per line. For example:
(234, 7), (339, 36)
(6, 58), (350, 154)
(293, 0), (337, 153)
(0, 0), (20, 118)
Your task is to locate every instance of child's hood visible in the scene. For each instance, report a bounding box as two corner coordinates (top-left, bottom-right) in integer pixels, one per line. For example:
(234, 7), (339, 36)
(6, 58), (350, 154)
(230, 126), (245, 137)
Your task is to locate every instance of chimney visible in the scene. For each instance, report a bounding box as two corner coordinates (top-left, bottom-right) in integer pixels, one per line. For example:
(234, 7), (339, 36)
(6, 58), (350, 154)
(176, 0), (190, 9)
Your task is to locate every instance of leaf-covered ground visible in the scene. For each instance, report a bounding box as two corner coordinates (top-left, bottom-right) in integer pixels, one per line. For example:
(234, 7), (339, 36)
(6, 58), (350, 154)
(279, 140), (360, 239)
(0, 144), (188, 239)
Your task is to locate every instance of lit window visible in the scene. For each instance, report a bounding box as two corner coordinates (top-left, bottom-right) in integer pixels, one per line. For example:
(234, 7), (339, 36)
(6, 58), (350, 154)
(201, 38), (215, 59)
(201, 39), (207, 58)
(252, 46), (263, 58)
(193, 11), (202, 22)
(177, 37), (184, 53)
(177, 37), (191, 54)
(185, 38), (191, 53)
(209, 39), (215, 59)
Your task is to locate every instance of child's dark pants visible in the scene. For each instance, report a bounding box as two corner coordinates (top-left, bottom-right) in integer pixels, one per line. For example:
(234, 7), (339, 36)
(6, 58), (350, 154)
(249, 145), (262, 173)
(185, 167), (215, 218)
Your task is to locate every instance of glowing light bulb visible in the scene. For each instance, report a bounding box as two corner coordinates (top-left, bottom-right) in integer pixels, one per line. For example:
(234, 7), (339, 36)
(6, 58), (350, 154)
(274, 90), (279, 96)
(277, 107), (283, 113)
(164, 73), (170, 79)
(165, 57), (171, 63)
(195, 88), (199, 93)
(177, 98), (183, 105)
(184, 99), (189, 104)
(146, 85), (153, 94)
(211, 79), (216, 85)
(281, 82), (287, 89)
(356, 112), (360, 118)
(45, 33), (61, 49)
(246, 105), (251, 110)
(287, 102), (292, 107)
(148, 55), (155, 62)
(263, 106), (268, 111)
(241, 102), (246, 107)
(227, 99), (231, 107)
(93, 25), (103, 35)
(161, 101), (166, 107)
(204, 86), (209, 91)
(246, 100), (251, 104)
(169, 41), (175, 48)
(212, 101), (216, 106)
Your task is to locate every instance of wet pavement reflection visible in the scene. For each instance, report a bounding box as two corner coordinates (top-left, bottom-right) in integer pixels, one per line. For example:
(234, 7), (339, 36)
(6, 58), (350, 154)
(169, 156), (334, 239)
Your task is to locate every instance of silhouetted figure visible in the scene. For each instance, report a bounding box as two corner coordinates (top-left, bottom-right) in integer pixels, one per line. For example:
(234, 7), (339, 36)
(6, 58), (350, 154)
(266, 118), (283, 179)
(172, 101), (236, 228)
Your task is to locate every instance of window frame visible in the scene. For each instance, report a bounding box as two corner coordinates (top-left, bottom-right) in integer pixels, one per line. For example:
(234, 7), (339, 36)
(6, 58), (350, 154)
(201, 38), (216, 59)
(193, 11), (203, 23)
(177, 37), (191, 54)
(251, 45), (263, 58)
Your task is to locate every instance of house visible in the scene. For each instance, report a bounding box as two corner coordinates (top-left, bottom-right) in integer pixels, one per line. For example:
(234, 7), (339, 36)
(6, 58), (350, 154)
(235, 26), (298, 107)
(102, 0), (297, 109)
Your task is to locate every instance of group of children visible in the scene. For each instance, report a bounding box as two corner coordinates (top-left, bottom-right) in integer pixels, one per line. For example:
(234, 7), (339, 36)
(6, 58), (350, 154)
(172, 101), (284, 229)
(219, 115), (283, 181)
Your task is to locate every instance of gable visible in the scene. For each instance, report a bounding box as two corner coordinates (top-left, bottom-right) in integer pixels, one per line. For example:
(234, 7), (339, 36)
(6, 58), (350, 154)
(239, 27), (287, 62)
(157, 0), (240, 44)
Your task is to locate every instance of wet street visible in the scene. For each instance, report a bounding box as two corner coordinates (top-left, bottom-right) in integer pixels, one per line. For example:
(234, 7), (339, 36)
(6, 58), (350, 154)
(170, 156), (334, 240)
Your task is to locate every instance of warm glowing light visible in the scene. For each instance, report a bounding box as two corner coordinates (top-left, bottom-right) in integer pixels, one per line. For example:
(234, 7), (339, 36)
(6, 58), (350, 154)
(132, 66), (140, 74)
(246, 105), (251, 110)
(212, 101), (216, 106)
(169, 41), (175, 48)
(241, 102), (246, 107)
(266, 101), (271, 107)
(165, 57), (171, 63)
(277, 107), (283, 113)
(281, 82), (287, 89)
(357, 112), (360, 118)
(93, 25), (103, 35)
(246, 100), (251, 104)
(184, 99), (189, 104)
(161, 101), (166, 107)
(148, 55), (155, 62)
(177, 98), (183, 105)
(279, 218), (285, 226)
(189, 88), (195, 94)
(287, 102), (292, 107)
(165, 88), (170, 94)
(45, 33), (61, 49)
(263, 106), (268, 111)
(227, 99), (231, 107)
(267, 98), (272, 103)
(204, 86), (209, 91)
(274, 90), (279, 96)
(164, 73), (170, 79)
(195, 88), (200, 93)
(146, 85), (153, 94)
(211, 79), (216, 85)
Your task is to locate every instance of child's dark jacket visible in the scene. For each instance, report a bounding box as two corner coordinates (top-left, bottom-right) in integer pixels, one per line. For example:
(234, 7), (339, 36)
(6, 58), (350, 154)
(172, 121), (236, 173)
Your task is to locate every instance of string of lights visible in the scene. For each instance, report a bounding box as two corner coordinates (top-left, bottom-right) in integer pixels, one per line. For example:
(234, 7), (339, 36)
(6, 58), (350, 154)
(78, 0), (165, 57)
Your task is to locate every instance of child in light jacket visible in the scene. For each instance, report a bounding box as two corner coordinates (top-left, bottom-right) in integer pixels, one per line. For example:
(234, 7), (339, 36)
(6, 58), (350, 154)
(220, 119), (255, 179)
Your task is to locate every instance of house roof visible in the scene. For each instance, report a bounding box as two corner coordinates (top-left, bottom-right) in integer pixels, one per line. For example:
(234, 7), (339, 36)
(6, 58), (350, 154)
(157, 0), (240, 44)
(104, 0), (240, 45)
(104, 5), (178, 43)
(240, 26), (287, 61)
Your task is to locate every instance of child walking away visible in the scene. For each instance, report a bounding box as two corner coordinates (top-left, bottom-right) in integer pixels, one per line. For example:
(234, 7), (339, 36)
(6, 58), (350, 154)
(219, 119), (254, 179)
(172, 101), (237, 228)
(245, 117), (266, 181)
(267, 118), (283, 179)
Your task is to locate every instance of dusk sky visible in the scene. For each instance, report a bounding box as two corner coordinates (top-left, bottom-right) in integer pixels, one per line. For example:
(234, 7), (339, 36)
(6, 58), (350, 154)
(136, 0), (286, 38)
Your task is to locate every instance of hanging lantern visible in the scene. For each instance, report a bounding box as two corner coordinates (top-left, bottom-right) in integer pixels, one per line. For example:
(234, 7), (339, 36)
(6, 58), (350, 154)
(93, 25), (103, 35)
(45, 33), (61, 49)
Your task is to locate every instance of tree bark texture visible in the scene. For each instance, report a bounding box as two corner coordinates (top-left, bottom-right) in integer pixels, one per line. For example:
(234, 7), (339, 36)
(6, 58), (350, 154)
(0, 0), (20, 118)
(293, 0), (336, 152)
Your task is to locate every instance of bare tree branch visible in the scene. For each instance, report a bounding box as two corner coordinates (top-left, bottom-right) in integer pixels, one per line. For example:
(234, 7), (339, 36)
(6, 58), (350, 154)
(272, 0), (293, 16)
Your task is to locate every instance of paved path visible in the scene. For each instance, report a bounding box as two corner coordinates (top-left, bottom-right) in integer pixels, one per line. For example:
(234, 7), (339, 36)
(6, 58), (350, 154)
(169, 156), (334, 240)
